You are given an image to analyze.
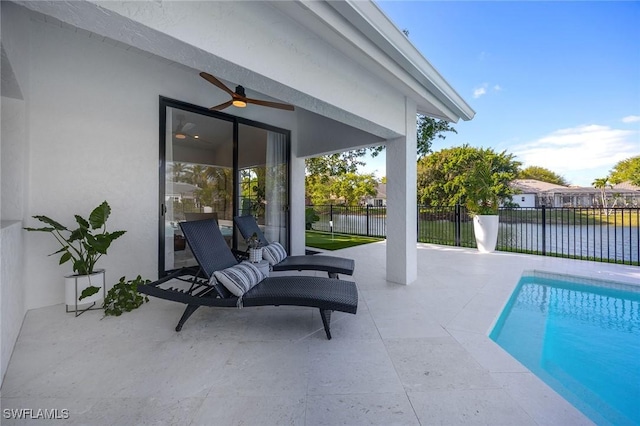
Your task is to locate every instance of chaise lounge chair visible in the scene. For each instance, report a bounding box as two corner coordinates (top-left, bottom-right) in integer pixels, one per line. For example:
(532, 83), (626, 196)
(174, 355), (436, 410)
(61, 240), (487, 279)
(233, 215), (355, 279)
(138, 219), (358, 339)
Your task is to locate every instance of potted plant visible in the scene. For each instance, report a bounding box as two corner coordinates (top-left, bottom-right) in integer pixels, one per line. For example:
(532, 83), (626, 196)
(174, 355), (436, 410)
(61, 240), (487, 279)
(103, 275), (150, 316)
(24, 201), (126, 314)
(465, 158), (502, 253)
(246, 232), (263, 263)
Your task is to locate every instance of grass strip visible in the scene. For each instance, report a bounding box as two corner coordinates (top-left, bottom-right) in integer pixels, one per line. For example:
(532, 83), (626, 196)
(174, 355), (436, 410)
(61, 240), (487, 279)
(305, 230), (384, 250)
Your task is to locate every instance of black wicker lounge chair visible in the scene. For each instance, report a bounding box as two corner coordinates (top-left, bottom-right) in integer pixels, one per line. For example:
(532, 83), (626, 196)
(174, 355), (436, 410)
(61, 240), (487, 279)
(138, 219), (358, 339)
(233, 215), (355, 279)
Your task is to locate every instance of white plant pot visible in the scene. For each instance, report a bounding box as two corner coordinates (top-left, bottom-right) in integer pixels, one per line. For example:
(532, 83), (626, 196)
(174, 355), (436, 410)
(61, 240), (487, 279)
(473, 215), (499, 253)
(249, 248), (263, 263)
(65, 269), (105, 307)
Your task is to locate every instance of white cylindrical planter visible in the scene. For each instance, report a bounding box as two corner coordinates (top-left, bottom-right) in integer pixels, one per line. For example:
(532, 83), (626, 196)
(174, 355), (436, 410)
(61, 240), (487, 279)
(473, 215), (499, 253)
(65, 269), (105, 313)
(249, 248), (263, 263)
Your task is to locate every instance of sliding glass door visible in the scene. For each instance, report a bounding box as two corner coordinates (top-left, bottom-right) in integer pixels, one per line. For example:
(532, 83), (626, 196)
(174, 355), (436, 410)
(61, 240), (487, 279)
(159, 97), (289, 275)
(237, 124), (289, 249)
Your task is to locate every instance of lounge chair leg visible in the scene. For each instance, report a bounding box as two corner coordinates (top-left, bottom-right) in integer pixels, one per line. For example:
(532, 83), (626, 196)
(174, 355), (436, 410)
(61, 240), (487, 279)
(320, 309), (333, 340)
(175, 304), (199, 332)
(328, 272), (338, 279)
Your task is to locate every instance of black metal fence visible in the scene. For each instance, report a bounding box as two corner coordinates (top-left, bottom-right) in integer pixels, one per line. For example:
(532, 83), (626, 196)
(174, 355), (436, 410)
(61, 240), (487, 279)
(306, 204), (640, 265)
(311, 204), (388, 237)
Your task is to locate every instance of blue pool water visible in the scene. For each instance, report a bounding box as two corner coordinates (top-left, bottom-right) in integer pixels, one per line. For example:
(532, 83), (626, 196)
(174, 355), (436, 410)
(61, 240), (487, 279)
(490, 271), (640, 425)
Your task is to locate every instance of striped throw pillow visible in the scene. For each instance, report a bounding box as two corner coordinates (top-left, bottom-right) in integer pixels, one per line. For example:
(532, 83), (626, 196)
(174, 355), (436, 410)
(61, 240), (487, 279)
(262, 242), (287, 266)
(213, 261), (266, 297)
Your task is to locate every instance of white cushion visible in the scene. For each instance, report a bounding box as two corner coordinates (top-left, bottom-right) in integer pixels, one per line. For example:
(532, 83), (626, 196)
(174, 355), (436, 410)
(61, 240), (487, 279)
(262, 242), (287, 266)
(213, 261), (265, 297)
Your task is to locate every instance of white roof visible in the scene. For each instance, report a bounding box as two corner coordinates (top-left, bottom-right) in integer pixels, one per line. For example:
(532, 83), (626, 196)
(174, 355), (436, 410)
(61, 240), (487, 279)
(511, 179), (568, 193)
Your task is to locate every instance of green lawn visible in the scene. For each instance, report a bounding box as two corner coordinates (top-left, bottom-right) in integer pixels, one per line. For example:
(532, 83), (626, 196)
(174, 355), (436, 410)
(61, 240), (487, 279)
(305, 230), (384, 250)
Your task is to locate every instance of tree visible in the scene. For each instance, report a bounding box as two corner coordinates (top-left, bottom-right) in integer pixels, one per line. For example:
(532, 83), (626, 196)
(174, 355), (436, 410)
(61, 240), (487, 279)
(368, 115), (457, 159)
(416, 145), (521, 206)
(518, 166), (568, 186)
(306, 172), (377, 205)
(305, 150), (371, 204)
(305, 150), (367, 176)
(330, 173), (377, 205)
(609, 156), (640, 186)
(170, 162), (187, 182)
(416, 115), (457, 158)
(592, 177), (612, 208)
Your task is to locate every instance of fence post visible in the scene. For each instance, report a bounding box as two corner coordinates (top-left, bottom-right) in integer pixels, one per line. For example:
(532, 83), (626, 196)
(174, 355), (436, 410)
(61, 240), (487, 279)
(541, 205), (546, 256)
(366, 205), (370, 236)
(455, 204), (461, 246)
(330, 204), (333, 232)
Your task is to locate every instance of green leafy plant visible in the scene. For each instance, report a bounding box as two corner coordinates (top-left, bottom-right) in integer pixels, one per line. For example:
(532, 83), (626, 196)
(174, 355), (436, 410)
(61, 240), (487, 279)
(305, 207), (320, 230)
(246, 232), (262, 249)
(465, 158), (501, 215)
(103, 275), (150, 316)
(24, 201), (126, 299)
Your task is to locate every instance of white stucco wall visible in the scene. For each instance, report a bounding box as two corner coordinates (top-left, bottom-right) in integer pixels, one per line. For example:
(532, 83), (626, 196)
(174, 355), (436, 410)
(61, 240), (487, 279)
(17, 12), (297, 309)
(1, 1), (31, 386)
(18, 0), (406, 140)
(1, 221), (24, 384)
(515, 194), (536, 208)
(96, 1), (406, 134)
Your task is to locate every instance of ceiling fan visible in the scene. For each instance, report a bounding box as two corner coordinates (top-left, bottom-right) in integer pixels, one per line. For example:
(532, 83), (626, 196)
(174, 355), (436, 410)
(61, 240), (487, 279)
(173, 115), (196, 140)
(199, 72), (294, 111)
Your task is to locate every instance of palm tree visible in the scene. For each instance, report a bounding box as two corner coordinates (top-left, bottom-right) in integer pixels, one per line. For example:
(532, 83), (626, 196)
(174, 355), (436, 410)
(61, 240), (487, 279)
(170, 162), (188, 182)
(592, 177), (612, 210)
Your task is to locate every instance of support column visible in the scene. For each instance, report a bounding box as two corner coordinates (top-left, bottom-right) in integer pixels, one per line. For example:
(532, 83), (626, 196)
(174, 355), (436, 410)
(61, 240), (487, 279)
(385, 97), (417, 285)
(289, 131), (306, 255)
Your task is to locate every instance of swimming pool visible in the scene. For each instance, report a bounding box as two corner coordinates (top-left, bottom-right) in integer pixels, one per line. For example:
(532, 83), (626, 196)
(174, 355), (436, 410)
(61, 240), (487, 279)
(490, 271), (640, 425)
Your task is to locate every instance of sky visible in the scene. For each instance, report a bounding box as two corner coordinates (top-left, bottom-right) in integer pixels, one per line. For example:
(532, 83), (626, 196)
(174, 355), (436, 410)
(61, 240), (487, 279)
(362, 1), (640, 187)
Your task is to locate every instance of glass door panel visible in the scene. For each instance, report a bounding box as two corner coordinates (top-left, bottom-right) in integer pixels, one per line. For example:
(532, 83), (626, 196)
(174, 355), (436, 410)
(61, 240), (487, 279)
(163, 106), (234, 272)
(237, 124), (289, 251)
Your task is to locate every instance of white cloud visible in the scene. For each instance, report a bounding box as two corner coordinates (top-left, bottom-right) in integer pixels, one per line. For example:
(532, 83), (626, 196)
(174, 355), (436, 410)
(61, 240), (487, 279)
(473, 83), (488, 98)
(622, 115), (640, 123)
(473, 83), (502, 99)
(512, 124), (639, 186)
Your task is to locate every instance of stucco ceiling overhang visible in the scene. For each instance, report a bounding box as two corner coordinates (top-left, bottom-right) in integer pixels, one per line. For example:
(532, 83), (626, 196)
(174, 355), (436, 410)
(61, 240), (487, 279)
(272, 0), (475, 123)
(10, 0), (473, 138)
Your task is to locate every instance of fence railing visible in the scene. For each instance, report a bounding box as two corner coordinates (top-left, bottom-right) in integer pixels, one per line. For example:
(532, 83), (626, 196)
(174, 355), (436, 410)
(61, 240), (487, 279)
(306, 204), (640, 265)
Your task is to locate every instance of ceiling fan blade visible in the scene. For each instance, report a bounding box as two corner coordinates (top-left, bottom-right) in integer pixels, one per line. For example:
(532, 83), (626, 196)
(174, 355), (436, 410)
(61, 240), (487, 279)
(199, 72), (235, 97)
(181, 122), (196, 132)
(209, 100), (234, 111)
(246, 98), (295, 111)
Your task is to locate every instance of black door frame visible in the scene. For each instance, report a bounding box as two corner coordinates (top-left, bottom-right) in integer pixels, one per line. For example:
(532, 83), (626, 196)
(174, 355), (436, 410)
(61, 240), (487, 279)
(158, 96), (291, 277)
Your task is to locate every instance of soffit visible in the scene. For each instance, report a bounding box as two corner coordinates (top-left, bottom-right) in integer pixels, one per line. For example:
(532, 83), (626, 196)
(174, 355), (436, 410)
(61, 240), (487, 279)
(272, 1), (474, 122)
(12, 0), (473, 136)
(13, 0), (403, 139)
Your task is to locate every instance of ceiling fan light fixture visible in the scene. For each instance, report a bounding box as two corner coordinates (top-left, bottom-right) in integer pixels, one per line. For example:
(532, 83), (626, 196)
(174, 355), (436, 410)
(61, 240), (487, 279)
(200, 72), (294, 111)
(175, 133), (186, 139)
(233, 85), (247, 108)
(232, 99), (247, 108)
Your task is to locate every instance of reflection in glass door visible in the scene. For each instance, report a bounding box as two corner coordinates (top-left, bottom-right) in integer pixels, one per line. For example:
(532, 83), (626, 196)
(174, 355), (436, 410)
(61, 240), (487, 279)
(162, 105), (234, 272)
(237, 124), (289, 251)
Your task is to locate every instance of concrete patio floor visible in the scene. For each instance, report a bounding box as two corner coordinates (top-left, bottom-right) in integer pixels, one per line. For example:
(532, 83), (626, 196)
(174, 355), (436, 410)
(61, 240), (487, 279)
(1, 242), (638, 425)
